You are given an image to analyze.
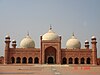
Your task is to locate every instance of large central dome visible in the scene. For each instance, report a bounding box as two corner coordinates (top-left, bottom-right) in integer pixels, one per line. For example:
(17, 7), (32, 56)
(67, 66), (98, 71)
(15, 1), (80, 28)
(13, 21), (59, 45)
(66, 33), (81, 49)
(20, 33), (35, 48)
(42, 26), (59, 40)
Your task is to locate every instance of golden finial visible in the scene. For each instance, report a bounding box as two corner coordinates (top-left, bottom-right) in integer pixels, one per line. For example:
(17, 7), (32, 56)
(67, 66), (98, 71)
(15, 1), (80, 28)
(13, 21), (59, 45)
(72, 32), (74, 36)
(27, 31), (29, 36)
(50, 24), (52, 30)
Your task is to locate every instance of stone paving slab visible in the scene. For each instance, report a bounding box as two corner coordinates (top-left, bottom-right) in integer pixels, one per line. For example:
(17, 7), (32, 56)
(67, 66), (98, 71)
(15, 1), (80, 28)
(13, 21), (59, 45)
(0, 64), (100, 75)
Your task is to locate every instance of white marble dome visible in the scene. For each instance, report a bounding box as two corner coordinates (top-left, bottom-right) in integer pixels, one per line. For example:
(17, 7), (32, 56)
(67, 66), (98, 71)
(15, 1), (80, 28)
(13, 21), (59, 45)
(20, 34), (35, 48)
(66, 33), (81, 49)
(42, 27), (59, 40)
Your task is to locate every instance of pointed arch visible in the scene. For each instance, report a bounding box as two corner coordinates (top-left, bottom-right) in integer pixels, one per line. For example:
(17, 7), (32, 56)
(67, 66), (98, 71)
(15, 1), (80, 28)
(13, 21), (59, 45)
(22, 57), (27, 64)
(87, 57), (91, 64)
(48, 57), (54, 64)
(16, 57), (21, 63)
(81, 58), (85, 64)
(45, 46), (56, 64)
(34, 57), (39, 64)
(11, 57), (15, 64)
(28, 57), (33, 64)
(62, 57), (67, 64)
(74, 58), (79, 64)
(69, 57), (73, 64)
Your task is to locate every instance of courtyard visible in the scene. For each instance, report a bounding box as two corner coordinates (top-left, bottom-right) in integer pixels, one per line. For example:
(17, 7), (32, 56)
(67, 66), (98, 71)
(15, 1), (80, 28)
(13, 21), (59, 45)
(0, 64), (100, 75)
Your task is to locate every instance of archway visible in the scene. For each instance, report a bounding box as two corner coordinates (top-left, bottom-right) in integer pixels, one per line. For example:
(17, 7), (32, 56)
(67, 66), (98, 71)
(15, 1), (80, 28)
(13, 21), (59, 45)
(22, 57), (27, 64)
(87, 58), (90, 64)
(69, 58), (73, 64)
(48, 57), (54, 64)
(28, 57), (33, 64)
(45, 46), (56, 64)
(34, 57), (39, 64)
(74, 58), (79, 64)
(81, 58), (85, 64)
(16, 57), (21, 63)
(62, 57), (67, 64)
(11, 57), (15, 64)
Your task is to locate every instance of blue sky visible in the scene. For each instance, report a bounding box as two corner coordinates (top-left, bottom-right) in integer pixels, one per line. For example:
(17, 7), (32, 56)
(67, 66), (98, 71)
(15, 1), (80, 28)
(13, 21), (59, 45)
(0, 0), (100, 57)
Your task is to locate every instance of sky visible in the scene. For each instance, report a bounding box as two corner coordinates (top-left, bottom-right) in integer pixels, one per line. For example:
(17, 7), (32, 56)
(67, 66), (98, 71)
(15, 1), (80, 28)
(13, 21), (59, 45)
(0, 0), (100, 57)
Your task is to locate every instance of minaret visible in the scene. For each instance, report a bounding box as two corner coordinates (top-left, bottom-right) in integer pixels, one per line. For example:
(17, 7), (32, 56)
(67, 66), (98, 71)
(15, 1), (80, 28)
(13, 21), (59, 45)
(4, 35), (11, 64)
(91, 36), (97, 65)
(40, 35), (42, 64)
(85, 40), (89, 49)
(12, 39), (17, 48)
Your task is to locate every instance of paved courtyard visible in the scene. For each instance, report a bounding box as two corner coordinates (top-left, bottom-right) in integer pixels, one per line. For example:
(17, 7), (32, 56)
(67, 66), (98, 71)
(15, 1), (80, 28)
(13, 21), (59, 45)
(0, 64), (100, 75)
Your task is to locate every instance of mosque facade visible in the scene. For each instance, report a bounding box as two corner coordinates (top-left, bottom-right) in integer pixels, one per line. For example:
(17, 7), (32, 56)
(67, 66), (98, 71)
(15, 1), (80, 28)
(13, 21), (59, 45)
(3, 27), (98, 65)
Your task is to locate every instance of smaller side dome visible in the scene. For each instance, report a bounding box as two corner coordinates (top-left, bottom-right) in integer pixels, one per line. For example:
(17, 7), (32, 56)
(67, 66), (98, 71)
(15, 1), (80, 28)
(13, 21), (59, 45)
(66, 33), (81, 49)
(20, 33), (35, 48)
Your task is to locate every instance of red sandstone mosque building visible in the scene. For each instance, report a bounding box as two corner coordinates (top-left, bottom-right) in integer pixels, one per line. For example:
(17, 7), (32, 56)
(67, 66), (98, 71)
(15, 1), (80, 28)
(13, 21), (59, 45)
(0, 26), (100, 65)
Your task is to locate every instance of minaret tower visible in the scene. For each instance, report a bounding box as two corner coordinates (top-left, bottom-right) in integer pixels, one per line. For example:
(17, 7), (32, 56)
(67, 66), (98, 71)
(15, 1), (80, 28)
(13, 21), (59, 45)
(12, 39), (17, 48)
(85, 40), (89, 49)
(91, 36), (97, 65)
(4, 35), (11, 64)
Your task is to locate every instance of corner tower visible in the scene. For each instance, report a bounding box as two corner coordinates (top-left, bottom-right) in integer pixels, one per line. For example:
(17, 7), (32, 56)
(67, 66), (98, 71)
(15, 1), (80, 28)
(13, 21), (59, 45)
(40, 26), (61, 64)
(91, 36), (97, 65)
(4, 35), (11, 64)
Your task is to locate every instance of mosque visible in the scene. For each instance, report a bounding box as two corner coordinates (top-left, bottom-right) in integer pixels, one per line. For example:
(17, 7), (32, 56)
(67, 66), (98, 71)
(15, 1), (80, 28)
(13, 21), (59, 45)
(0, 26), (100, 65)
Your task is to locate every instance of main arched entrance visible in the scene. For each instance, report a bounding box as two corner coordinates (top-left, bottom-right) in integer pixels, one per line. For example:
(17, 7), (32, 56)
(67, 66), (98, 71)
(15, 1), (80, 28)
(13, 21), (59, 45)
(45, 46), (56, 64)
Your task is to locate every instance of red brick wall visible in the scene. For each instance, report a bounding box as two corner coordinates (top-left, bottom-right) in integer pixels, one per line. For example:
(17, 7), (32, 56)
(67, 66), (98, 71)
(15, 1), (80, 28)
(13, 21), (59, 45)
(0, 56), (4, 64)
(97, 58), (100, 65)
